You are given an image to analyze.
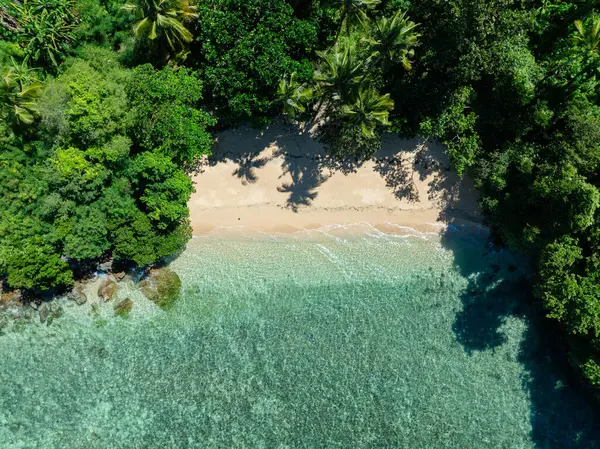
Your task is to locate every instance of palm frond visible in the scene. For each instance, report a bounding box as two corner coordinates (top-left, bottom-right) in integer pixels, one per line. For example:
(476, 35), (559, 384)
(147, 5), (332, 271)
(277, 73), (314, 119)
(339, 87), (394, 138)
(372, 10), (419, 70)
(314, 39), (366, 104)
(572, 13), (600, 57)
(124, 0), (196, 52)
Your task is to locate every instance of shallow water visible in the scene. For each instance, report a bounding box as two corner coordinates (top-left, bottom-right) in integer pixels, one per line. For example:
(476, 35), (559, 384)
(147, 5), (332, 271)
(0, 225), (598, 448)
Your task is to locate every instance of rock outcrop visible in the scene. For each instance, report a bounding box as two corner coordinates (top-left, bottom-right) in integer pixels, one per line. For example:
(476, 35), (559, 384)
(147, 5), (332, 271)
(69, 282), (88, 305)
(139, 268), (181, 310)
(39, 304), (48, 323)
(98, 279), (118, 301)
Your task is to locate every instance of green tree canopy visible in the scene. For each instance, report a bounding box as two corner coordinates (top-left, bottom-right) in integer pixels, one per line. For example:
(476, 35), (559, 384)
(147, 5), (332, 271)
(127, 64), (214, 167)
(192, 0), (319, 122)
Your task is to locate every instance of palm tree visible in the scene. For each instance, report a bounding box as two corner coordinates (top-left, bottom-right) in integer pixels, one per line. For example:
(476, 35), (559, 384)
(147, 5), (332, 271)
(10, 0), (77, 68)
(370, 9), (419, 70)
(338, 86), (394, 138)
(314, 38), (371, 110)
(540, 13), (600, 92)
(330, 0), (381, 39)
(1, 59), (43, 125)
(547, 12), (600, 72)
(573, 13), (600, 59)
(122, 0), (198, 51)
(564, 13), (600, 89)
(277, 73), (314, 120)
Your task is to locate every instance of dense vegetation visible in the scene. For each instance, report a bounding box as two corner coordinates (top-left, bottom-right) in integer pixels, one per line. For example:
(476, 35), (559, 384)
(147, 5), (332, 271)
(2, 0), (600, 393)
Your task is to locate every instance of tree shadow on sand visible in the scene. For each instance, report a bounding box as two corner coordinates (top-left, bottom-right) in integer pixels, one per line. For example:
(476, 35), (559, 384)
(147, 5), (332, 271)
(372, 134), (426, 202)
(206, 120), (364, 212)
(206, 123), (477, 214)
(440, 214), (600, 448)
(231, 154), (270, 185)
(371, 135), (481, 221)
(276, 153), (331, 212)
(372, 154), (420, 202)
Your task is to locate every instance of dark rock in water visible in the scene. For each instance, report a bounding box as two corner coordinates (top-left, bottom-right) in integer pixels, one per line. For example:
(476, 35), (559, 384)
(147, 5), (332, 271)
(114, 271), (127, 282)
(98, 280), (118, 301)
(114, 298), (133, 318)
(22, 309), (33, 321)
(39, 304), (47, 323)
(0, 313), (8, 335)
(46, 304), (63, 326)
(69, 283), (88, 305)
(139, 268), (181, 310)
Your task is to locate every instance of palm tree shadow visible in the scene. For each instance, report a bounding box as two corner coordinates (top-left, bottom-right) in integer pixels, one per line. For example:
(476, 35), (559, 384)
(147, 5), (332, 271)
(273, 122), (368, 211)
(204, 119), (363, 212)
(277, 155), (331, 212)
(232, 154), (270, 185)
(441, 227), (600, 448)
(203, 123), (290, 185)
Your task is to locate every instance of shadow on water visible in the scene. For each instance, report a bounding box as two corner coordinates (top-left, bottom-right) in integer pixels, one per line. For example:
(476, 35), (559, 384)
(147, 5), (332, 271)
(440, 190), (600, 448)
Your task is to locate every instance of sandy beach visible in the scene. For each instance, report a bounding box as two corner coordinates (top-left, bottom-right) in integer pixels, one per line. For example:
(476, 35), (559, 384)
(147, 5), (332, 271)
(189, 121), (482, 235)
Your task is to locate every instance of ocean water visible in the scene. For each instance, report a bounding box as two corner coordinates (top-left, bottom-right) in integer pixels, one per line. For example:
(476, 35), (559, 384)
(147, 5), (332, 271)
(0, 225), (598, 448)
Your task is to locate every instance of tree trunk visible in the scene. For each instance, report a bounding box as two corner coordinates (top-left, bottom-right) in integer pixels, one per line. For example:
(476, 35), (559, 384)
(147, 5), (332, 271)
(542, 51), (586, 83)
(334, 11), (347, 42)
(312, 96), (327, 124)
(564, 59), (596, 94)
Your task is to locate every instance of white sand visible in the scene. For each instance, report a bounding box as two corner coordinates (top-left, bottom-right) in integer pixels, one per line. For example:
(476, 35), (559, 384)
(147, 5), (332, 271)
(189, 121), (482, 235)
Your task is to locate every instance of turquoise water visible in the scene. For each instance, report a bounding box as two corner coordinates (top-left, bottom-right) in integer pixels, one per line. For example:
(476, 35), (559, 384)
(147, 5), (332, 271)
(0, 225), (598, 448)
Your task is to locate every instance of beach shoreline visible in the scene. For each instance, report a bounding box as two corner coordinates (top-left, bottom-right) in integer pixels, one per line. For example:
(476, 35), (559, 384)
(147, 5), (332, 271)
(189, 122), (482, 236)
(190, 213), (484, 237)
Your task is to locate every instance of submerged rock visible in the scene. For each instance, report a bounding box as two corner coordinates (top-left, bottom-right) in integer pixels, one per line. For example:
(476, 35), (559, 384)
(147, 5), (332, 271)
(39, 304), (47, 323)
(98, 280), (118, 301)
(69, 283), (88, 305)
(114, 271), (127, 282)
(0, 313), (8, 335)
(139, 268), (181, 310)
(39, 303), (63, 326)
(114, 298), (133, 318)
